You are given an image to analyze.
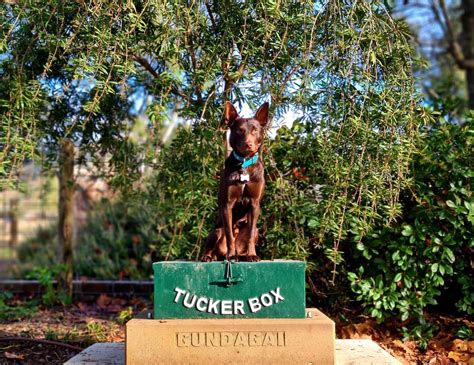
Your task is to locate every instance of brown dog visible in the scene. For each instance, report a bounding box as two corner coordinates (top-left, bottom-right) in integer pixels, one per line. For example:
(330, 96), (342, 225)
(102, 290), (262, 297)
(201, 101), (269, 262)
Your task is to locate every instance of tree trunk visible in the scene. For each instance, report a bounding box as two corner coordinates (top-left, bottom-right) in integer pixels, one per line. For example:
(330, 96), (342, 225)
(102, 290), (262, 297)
(9, 198), (18, 258)
(58, 139), (74, 298)
(462, 0), (474, 109)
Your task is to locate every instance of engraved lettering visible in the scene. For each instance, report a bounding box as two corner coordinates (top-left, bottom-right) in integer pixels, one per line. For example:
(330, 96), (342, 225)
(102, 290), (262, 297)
(177, 333), (191, 347)
(176, 332), (287, 347)
(191, 332), (205, 347)
(196, 297), (208, 312)
(206, 332), (220, 347)
(173, 287), (186, 303)
(262, 332), (277, 346)
(277, 331), (285, 346)
(234, 300), (245, 315)
(270, 287), (284, 303)
(248, 297), (262, 313)
(234, 332), (248, 346)
(220, 332), (234, 346)
(249, 332), (263, 346)
(260, 293), (273, 307)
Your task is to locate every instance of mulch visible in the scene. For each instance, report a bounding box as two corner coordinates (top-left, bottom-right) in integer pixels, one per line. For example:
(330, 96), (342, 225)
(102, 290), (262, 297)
(0, 339), (80, 365)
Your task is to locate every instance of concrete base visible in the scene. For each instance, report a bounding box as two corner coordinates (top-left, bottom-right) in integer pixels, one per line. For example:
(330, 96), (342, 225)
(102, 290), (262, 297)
(64, 340), (401, 365)
(64, 343), (124, 365)
(126, 308), (335, 364)
(336, 340), (401, 364)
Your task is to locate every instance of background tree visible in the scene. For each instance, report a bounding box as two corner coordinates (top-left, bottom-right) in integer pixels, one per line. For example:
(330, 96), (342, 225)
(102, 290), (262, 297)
(0, 1), (148, 293)
(395, 0), (474, 111)
(1, 0), (428, 285)
(3, 1), (472, 347)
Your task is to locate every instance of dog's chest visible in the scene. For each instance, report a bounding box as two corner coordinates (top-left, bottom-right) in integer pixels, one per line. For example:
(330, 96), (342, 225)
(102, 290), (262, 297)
(229, 169), (252, 184)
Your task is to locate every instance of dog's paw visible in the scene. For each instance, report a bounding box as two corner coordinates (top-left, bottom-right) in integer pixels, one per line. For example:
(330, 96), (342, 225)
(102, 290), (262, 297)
(200, 255), (213, 262)
(228, 255), (240, 262)
(247, 255), (260, 262)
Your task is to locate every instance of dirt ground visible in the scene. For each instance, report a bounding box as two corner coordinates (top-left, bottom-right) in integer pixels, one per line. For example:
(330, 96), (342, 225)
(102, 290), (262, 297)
(0, 297), (472, 365)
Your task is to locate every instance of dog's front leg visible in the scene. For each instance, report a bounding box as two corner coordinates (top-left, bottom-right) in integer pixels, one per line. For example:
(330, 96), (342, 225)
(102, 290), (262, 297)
(247, 197), (261, 262)
(221, 200), (237, 260)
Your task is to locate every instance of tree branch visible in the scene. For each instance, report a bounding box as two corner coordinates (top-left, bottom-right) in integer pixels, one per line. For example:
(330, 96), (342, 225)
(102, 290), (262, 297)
(0, 337), (83, 352)
(437, 0), (474, 69)
(132, 54), (191, 101)
(132, 54), (159, 78)
(205, 1), (217, 32)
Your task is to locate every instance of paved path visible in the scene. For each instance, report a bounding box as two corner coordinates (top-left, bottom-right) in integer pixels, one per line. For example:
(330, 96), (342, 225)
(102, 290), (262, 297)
(65, 340), (401, 365)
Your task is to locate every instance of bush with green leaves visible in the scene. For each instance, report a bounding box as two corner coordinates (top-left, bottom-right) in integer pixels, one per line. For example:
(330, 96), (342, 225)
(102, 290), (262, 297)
(27, 265), (72, 306)
(2, 0), (426, 249)
(0, 292), (37, 322)
(18, 201), (158, 279)
(73, 201), (158, 279)
(348, 112), (473, 338)
(18, 226), (58, 271)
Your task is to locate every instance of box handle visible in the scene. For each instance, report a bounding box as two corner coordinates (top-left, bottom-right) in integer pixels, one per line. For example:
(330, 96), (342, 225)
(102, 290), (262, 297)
(214, 260), (243, 287)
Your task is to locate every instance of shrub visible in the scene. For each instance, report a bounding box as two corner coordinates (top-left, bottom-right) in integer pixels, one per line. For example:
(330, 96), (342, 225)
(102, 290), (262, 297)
(18, 201), (157, 279)
(17, 226), (57, 271)
(74, 201), (157, 279)
(348, 112), (473, 332)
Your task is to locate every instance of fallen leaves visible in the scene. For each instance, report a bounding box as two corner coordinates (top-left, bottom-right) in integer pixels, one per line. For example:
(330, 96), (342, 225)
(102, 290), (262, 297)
(337, 314), (474, 365)
(339, 319), (389, 341)
(4, 351), (25, 360)
(427, 355), (455, 365)
(97, 295), (126, 313)
(447, 339), (474, 364)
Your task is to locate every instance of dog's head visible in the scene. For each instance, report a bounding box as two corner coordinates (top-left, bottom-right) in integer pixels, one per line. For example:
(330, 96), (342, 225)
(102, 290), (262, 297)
(224, 101), (269, 158)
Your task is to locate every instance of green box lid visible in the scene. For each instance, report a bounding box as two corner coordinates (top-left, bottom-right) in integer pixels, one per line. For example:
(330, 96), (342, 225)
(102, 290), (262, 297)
(153, 260), (306, 319)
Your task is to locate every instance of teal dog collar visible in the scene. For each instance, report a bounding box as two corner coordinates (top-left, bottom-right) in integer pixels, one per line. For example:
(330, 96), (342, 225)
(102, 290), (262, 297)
(232, 151), (259, 169)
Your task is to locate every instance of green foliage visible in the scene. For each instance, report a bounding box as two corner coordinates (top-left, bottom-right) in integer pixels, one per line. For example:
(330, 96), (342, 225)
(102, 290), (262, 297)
(401, 317), (438, 351)
(138, 1), (429, 273)
(74, 201), (156, 279)
(348, 112), (474, 338)
(456, 325), (473, 340)
(85, 321), (107, 342)
(17, 201), (156, 279)
(27, 265), (72, 306)
(0, 291), (37, 322)
(17, 226), (58, 271)
(1, 1), (426, 255)
(118, 307), (134, 325)
(0, 0), (151, 190)
(145, 125), (222, 261)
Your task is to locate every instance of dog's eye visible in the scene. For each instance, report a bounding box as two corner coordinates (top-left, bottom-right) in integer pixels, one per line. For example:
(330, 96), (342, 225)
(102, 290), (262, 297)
(237, 128), (245, 135)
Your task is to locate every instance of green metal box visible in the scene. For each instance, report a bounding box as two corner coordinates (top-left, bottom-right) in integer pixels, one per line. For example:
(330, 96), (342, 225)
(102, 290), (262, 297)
(153, 260), (306, 319)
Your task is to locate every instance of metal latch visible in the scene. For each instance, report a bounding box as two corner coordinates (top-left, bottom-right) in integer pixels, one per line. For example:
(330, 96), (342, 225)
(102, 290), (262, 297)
(214, 260), (244, 287)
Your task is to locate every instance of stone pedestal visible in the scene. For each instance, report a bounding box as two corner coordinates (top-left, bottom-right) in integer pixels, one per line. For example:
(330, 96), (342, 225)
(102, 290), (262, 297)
(126, 308), (335, 365)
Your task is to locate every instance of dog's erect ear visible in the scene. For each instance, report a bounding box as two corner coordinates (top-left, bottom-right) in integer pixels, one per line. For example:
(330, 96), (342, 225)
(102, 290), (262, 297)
(224, 101), (239, 126)
(254, 102), (269, 127)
